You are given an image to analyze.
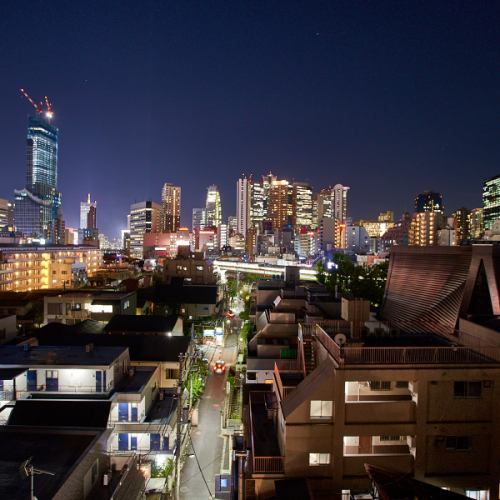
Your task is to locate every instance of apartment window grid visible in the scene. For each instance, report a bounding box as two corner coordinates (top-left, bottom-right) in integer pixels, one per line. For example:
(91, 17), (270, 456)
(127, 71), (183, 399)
(309, 453), (330, 466)
(310, 400), (333, 419)
(454, 381), (482, 398)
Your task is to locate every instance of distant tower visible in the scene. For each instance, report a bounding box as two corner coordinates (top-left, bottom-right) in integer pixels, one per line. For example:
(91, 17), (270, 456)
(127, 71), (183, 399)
(80, 194), (97, 229)
(483, 174), (500, 231)
(332, 184), (349, 223)
(205, 185), (222, 228)
(236, 176), (250, 236)
(161, 183), (181, 232)
(292, 181), (313, 228)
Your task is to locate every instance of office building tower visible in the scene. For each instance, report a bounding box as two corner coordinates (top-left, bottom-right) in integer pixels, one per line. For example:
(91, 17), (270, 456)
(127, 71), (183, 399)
(205, 185), (222, 228)
(14, 114), (62, 242)
(316, 187), (333, 223)
(268, 179), (293, 229)
(192, 208), (206, 231)
(128, 201), (160, 258)
(332, 184), (349, 222)
(469, 208), (484, 240)
(160, 182), (181, 232)
(0, 199), (14, 231)
(453, 207), (470, 245)
(227, 216), (238, 236)
(483, 174), (500, 230)
(236, 176), (251, 236)
(250, 178), (266, 227)
(292, 182), (313, 228)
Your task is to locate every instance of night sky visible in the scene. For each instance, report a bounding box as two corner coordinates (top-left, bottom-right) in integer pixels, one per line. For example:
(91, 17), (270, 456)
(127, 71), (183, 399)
(1, 1), (499, 238)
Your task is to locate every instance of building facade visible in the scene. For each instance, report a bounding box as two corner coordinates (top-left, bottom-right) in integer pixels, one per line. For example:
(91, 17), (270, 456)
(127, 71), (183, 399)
(483, 174), (500, 231)
(236, 176), (251, 236)
(205, 185), (222, 228)
(160, 182), (181, 232)
(129, 201), (160, 258)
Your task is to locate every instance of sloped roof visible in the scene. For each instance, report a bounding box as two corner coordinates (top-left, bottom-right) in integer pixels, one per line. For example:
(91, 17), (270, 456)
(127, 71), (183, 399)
(8, 399), (111, 428)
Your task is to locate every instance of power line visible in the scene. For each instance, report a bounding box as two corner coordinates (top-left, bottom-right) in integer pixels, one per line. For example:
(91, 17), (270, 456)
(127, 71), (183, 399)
(187, 433), (214, 499)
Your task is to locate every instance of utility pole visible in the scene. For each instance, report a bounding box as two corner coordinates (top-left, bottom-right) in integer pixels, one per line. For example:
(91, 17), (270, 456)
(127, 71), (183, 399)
(175, 353), (184, 500)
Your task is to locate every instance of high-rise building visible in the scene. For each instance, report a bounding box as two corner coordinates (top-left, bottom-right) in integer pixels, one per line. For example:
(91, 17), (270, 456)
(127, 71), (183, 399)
(80, 194), (91, 229)
(0, 199), (14, 232)
(236, 176), (251, 236)
(14, 114), (62, 242)
(292, 182), (313, 228)
(409, 191), (445, 246)
(268, 179), (292, 229)
(192, 208), (206, 231)
(453, 207), (470, 245)
(332, 184), (349, 222)
(250, 178), (266, 227)
(160, 183), (181, 232)
(316, 187), (333, 222)
(227, 216), (238, 236)
(205, 185), (222, 228)
(470, 208), (484, 239)
(129, 201), (160, 258)
(483, 174), (500, 230)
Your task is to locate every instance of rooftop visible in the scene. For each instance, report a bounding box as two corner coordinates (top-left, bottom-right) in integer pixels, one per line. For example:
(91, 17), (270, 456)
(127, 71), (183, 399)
(0, 368), (27, 380)
(114, 367), (157, 393)
(0, 427), (101, 500)
(138, 283), (217, 307)
(105, 314), (178, 333)
(8, 400), (111, 428)
(145, 392), (177, 423)
(0, 345), (127, 367)
(35, 330), (191, 362)
(40, 319), (105, 335)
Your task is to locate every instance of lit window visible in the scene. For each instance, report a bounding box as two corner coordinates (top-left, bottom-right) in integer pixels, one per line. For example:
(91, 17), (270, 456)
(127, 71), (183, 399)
(310, 400), (333, 418)
(465, 490), (489, 500)
(309, 453), (330, 466)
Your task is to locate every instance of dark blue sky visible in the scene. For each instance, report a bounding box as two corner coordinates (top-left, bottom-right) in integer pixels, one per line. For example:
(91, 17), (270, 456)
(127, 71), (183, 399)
(1, 1), (499, 237)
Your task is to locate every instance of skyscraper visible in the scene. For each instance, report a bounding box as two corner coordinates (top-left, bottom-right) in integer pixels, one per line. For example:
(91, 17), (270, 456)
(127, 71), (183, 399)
(205, 185), (222, 228)
(236, 176), (251, 236)
(0, 199), (14, 232)
(160, 183), (181, 232)
(268, 179), (292, 229)
(483, 174), (500, 230)
(192, 208), (206, 231)
(14, 114), (62, 242)
(332, 184), (349, 222)
(292, 181), (313, 228)
(80, 194), (97, 229)
(129, 201), (160, 258)
(250, 178), (266, 227)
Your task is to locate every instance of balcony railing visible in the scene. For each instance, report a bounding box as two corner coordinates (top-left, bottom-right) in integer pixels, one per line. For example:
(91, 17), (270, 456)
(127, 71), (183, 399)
(314, 325), (500, 366)
(253, 456), (284, 474)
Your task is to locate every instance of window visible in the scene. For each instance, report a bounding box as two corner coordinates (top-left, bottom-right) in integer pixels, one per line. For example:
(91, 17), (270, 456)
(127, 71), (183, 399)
(309, 453), (330, 466)
(380, 435), (402, 442)
(45, 370), (58, 379)
(310, 400), (333, 419)
(454, 381), (481, 398)
(396, 381), (409, 388)
(165, 369), (179, 379)
(47, 303), (63, 315)
(445, 436), (471, 451)
(465, 490), (489, 500)
(370, 381), (391, 391)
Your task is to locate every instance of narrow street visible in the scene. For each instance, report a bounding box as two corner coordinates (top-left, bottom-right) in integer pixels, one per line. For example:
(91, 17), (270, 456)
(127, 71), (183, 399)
(179, 332), (238, 499)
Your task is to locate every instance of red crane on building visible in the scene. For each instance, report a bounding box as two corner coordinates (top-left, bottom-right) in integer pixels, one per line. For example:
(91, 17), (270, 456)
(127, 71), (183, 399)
(19, 88), (54, 120)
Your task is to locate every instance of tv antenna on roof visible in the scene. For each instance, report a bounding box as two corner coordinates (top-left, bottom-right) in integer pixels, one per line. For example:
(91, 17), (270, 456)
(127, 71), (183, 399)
(20, 457), (56, 500)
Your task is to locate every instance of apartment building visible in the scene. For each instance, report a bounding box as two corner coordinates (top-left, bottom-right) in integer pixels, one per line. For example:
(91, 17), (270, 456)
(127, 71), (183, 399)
(0, 245), (102, 292)
(246, 324), (500, 499)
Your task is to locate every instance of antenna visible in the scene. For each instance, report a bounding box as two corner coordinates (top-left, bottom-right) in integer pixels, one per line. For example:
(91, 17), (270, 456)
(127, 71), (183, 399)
(20, 457), (56, 500)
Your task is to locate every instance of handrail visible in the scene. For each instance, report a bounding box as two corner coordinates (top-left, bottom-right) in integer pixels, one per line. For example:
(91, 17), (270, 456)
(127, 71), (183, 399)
(314, 324), (500, 365)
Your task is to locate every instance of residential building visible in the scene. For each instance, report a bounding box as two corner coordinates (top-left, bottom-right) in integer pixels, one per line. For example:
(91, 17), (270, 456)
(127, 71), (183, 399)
(236, 176), (251, 236)
(408, 191), (445, 246)
(160, 182), (181, 232)
(163, 247), (215, 284)
(205, 185), (222, 228)
(0, 245), (102, 292)
(346, 225), (370, 253)
(43, 291), (137, 324)
(483, 174), (500, 231)
(453, 207), (470, 245)
(129, 201), (160, 258)
(14, 114), (63, 243)
(469, 208), (484, 240)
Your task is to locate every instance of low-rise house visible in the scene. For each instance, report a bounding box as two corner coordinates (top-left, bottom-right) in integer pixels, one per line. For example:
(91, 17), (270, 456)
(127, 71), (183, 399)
(105, 314), (183, 336)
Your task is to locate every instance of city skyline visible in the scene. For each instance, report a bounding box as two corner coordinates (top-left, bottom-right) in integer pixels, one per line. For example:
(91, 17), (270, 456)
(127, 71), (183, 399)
(1, 2), (499, 238)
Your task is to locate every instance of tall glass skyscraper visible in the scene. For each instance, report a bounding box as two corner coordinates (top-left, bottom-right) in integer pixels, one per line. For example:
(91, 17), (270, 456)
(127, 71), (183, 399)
(14, 114), (62, 243)
(483, 174), (500, 231)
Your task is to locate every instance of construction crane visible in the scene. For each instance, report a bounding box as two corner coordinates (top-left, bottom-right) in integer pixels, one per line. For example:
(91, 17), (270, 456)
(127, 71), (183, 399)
(19, 88), (54, 120)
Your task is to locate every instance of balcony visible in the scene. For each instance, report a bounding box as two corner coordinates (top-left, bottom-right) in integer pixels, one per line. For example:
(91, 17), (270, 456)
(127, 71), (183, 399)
(344, 401), (416, 424)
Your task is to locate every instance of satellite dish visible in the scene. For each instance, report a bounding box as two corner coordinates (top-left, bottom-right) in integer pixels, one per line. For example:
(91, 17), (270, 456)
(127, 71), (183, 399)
(334, 333), (347, 346)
